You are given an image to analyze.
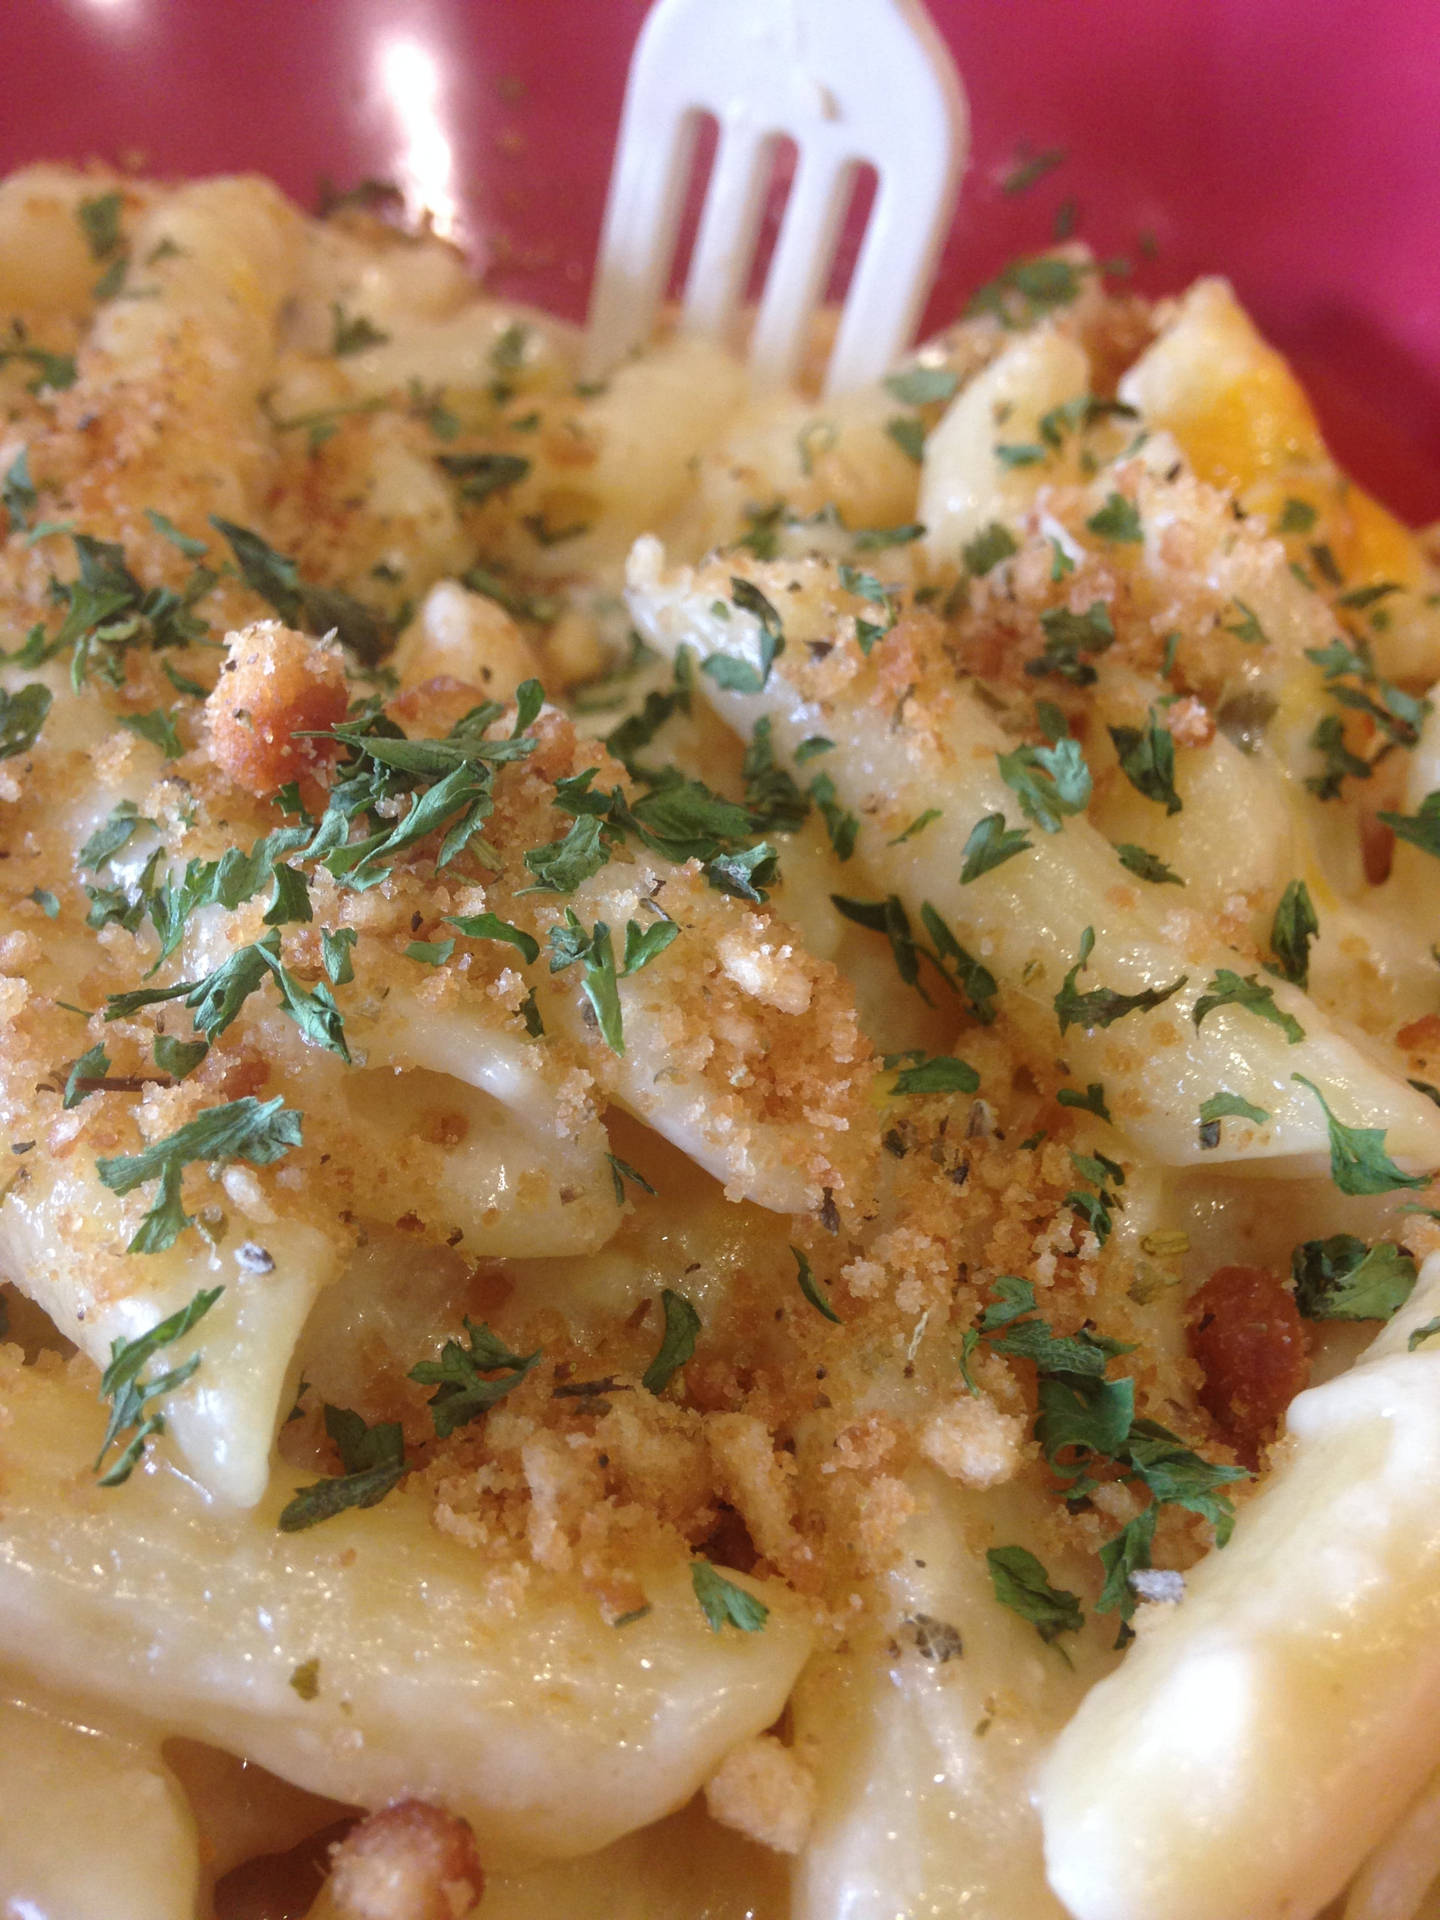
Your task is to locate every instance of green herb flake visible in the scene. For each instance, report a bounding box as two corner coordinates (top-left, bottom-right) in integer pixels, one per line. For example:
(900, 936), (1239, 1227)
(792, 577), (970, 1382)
(1057, 1082), (1112, 1122)
(886, 416), (927, 463)
(963, 522), (1019, 576)
(28, 886), (58, 918)
(330, 303), (391, 356)
(888, 807), (942, 846)
(885, 365), (959, 406)
(62, 1040), (110, 1110)
(119, 708), (183, 760)
(1085, 492), (1143, 543)
(642, 1288), (701, 1393)
(1109, 710), (1181, 814)
(1115, 842), (1184, 886)
(278, 1404), (409, 1530)
(1291, 1075), (1430, 1196)
(1029, 602), (1115, 685)
(405, 938), (455, 966)
(448, 911), (540, 965)
(891, 1055), (980, 1096)
(1380, 791), (1440, 859)
(1278, 498), (1318, 534)
(408, 1318), (541, 1438)
(961, 810), (1033, 883)
(996, 739), (1092, 834)
(1193, 970), (1303, 1044)
(986, 1544), (1083, 1651)
(1267, 879), (1319, 988)
(1054, 926), (1186, 1035)
(1223, 599), (1268, 646)
(605, 1151), (655, 1205)
(692, 1560), (769, 1633)
(77, 191), (124, 261)
(1002, 147), (1066, 195)
(94, 1285), (222, 1485)
(95, 1096), (302, 1254)
(437, 451), (532, 504)
(792, 1244), (841, 1323)
(0, 683), (52, 760)
(548, 911), (623, 1053)
(1292, 1235), (1417, 1321)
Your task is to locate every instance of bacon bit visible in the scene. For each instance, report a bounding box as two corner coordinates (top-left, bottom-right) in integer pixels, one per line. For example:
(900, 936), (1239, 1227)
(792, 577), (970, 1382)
(1186, 1264), (1310, 1467)
(1361, 810), (1396, 886)
(205, 619), (348, 798)
(327, 1801), (484, 1920)
(1398, 1012), (1440, 1054)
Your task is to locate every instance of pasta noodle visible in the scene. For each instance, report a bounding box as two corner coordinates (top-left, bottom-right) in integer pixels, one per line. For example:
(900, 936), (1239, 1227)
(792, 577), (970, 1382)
(3, 161), (1440, 1918)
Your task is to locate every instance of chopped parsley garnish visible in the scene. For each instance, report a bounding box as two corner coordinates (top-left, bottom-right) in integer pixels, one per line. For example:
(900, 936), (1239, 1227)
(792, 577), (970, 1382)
(853, 521), (926, 550)
(997, 738), (1091, 833)
(702, 578), (786, 691)
(95, 1095), (302, 1253)
(322, 927), (357, 984)
(436, 451), (532, 503)
(1109, 710), (1181, 814)
(792, 1244), (841, 1323)
(1291, 1075), (1430, 1195)
(522, 813), (611, 893)
(405, 938), (454, 965)
(606, 1152), (655, 1204)
(963, 522), (1018, 576)
(622, 917), (680, 975)
(966, 254), (1089, 329)
(330, 303), (390, 355)
(919, 901), (999, 1023)
(119, 707), (183, 760)
(795, 735), (834, 762)
(888, 807), (942, 846)
(1380, 791), (1440, 859)
(1085, 492), (1143, 543)
(692, 1561), (769, 1634)
(961, 811), (1032, 882)
(1054, 926), (1186, 1034)
(1002, 146), (1066, 194)
(154, 1034), (208, 1081)
(890, 1055), (980, 1096)
(1057, 1082), (1111, 1122)
(0, 683), (52, 760)
(1306, 712), (1371, 799)
(1198, 1090), (1270, 1148)
(1028, 602), (1115, 685)
(211, 517), (389, 664)
(77, 190), (124, 261)
(0, 319), (77, 394)
(1277, 498), (1318, 534)
(408, 1319), (541, 1436)
(1223, 599), (1268, 646)
(2, 447), (36, 530)
(94, 1285), (222, 1485)
(1291, 1235), (1417, 1321)
(1065, 1148), (1126, 1245)
(278, 1405), (409, 1531)
(884, 366), (960, 407)
(107, 927), (347, 1062)
(548, 911), (623, 1053)
(809, 772), (859, 859)
(1192, 970), (1303, 1044)
(1114, 842), (1184, 885)
(1266, 879), (1319, 988)
(987, 1545), (1083, 1651)
(641, 1289), (701, 1392)
(837, 564), (898, 655)
(885, 416), (927, 463)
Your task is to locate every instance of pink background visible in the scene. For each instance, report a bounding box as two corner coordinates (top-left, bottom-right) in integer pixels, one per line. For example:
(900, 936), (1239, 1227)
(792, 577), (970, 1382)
(2, 0), (1438, 517)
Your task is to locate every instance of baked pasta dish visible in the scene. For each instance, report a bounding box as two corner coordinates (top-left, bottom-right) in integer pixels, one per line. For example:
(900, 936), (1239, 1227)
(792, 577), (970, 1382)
(6, 163), (1440, 1920)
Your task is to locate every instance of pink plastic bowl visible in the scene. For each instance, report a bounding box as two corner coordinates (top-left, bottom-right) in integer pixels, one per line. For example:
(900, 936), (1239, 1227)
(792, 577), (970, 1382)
(2, 0), (1438, 519)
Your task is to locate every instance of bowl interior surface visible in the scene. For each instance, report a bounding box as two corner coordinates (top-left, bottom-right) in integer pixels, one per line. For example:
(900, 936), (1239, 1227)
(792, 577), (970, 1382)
(2, 0), (1438, 518)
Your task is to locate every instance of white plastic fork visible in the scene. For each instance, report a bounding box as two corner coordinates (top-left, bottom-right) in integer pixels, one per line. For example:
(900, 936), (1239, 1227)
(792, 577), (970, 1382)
(583, 0), (969, 397)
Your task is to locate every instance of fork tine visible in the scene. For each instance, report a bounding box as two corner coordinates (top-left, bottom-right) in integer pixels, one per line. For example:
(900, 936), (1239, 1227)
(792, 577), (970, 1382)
(747, 153), (852, 392)
(681, 126), (779, 348)
(582, 103), (702, 382)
